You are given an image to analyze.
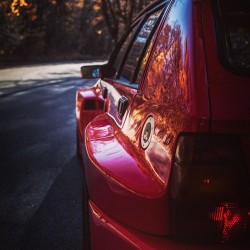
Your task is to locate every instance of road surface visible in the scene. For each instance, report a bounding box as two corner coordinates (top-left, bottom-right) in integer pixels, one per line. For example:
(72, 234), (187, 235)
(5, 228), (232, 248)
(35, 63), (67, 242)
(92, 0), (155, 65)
(0, 62), (98, 250)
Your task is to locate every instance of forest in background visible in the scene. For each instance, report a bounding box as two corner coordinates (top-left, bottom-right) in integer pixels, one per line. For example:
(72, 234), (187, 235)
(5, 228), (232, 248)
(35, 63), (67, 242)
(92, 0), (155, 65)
(0, 0), (153, 66)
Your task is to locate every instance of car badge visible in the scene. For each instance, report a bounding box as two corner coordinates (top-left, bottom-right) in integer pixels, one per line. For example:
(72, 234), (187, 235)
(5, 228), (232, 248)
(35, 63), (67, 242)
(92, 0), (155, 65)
(141, 116), (155, 149)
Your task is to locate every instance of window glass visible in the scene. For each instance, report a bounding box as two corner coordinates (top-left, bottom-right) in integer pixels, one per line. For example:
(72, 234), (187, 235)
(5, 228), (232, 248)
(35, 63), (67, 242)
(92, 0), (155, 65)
(112, 23), (139, 72)
(216, 0), (250, 73)
(142, 2), (189, 107)
(121, 9), (163, 83)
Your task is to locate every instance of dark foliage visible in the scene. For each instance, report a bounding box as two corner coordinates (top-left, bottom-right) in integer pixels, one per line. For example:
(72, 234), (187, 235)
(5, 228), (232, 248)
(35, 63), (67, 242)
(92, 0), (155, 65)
(0, 0), (154, 66)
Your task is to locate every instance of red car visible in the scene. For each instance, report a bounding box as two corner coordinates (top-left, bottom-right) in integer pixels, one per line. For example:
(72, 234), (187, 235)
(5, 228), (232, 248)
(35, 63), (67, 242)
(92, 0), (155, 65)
(76, 0), (250, 249)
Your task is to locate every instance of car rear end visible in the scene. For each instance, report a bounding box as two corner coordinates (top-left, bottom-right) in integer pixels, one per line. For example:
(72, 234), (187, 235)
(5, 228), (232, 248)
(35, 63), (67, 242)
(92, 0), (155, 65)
(169, 0), (250, 245)
(83, 0), (250, 248)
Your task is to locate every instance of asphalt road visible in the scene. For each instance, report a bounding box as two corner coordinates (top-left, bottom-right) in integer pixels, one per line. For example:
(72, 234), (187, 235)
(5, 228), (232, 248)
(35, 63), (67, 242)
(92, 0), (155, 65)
(0, 62), (98, 250)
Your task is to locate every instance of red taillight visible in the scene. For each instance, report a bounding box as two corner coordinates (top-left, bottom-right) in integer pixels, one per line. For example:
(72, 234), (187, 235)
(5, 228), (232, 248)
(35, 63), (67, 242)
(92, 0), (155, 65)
(170, 134), (249, 244)
(172, 134), (248, 202)
(211, 203), (249, 243)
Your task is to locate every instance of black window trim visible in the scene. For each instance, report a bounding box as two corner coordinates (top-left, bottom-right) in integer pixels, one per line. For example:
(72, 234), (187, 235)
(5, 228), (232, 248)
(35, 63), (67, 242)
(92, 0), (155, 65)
(114, 16), (146, 80)
(116, 2), (169, 87)
(109, 0), (170, 69)
(131, 5), (168, 84)
(108, 18), (142, 70)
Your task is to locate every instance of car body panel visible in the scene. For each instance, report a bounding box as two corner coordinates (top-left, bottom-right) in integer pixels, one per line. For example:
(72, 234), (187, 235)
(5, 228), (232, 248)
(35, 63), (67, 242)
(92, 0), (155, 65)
(83, 113), (170, 234)
(89, 200), (249, 250)
(201, 0), (250, 133)
(99, 78), (138, 128)
(121, 0), (210, 184)
(76, 82), (104, 148)
(76, 0), (250, 248)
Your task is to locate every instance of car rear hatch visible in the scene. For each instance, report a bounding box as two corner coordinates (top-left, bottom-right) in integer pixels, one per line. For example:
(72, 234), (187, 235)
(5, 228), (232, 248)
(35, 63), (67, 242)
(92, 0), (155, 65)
(194, 0), (250, 244)
(202, 0), (250, 133)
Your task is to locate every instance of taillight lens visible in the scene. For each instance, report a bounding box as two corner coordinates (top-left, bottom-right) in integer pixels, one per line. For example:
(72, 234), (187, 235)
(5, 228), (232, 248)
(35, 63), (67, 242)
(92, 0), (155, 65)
(176, 134), (245, 165)
(170, 134), (249, 243)
(172, 134), (248, 202)
(211, 203), (249, 243)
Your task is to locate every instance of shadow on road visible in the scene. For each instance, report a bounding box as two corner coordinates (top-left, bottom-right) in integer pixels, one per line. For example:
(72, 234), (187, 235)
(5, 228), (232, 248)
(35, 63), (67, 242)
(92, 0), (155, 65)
(0, 63), (96, 250)
(21, 156), (84, 250)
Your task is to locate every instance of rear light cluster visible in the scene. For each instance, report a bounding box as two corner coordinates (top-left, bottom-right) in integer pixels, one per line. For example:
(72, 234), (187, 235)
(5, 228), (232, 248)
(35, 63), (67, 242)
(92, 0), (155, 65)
(170, 134), (249, 244)
(211, 203), (249, 243)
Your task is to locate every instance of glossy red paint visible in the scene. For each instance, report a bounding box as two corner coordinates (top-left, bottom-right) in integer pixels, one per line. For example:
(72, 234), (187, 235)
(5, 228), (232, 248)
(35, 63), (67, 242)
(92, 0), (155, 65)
(99, 79), (138, 127)
(201, 0), (250, 133)
(76, 0), (250, 248)
(83, 113), (170, 234)
(89, 201), (249, 250)
(122, 0), (210, 185)
(76, 83), (104, 150)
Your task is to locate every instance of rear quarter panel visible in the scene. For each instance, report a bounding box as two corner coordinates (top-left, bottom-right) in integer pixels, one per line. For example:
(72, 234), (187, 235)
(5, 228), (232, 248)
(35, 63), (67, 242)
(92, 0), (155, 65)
(83, 0), (210, 236)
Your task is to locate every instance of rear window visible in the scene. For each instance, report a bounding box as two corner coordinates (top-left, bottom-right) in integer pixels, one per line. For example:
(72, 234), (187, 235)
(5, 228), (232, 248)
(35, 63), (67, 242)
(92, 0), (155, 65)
(214, 0), (250, 75)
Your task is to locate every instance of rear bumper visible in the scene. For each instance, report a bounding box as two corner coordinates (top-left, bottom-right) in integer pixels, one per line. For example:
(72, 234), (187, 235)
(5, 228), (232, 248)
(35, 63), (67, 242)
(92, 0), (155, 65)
(89, 201), (249, 250)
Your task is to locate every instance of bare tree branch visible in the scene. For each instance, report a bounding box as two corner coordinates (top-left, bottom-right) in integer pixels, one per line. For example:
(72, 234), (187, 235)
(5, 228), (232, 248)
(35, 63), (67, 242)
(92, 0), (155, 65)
(101, 0), (154, 45)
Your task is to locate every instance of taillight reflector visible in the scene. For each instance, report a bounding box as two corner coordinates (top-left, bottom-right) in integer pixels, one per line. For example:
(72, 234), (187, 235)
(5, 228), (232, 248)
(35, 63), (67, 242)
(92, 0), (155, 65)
(211, 203), (249, 243)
